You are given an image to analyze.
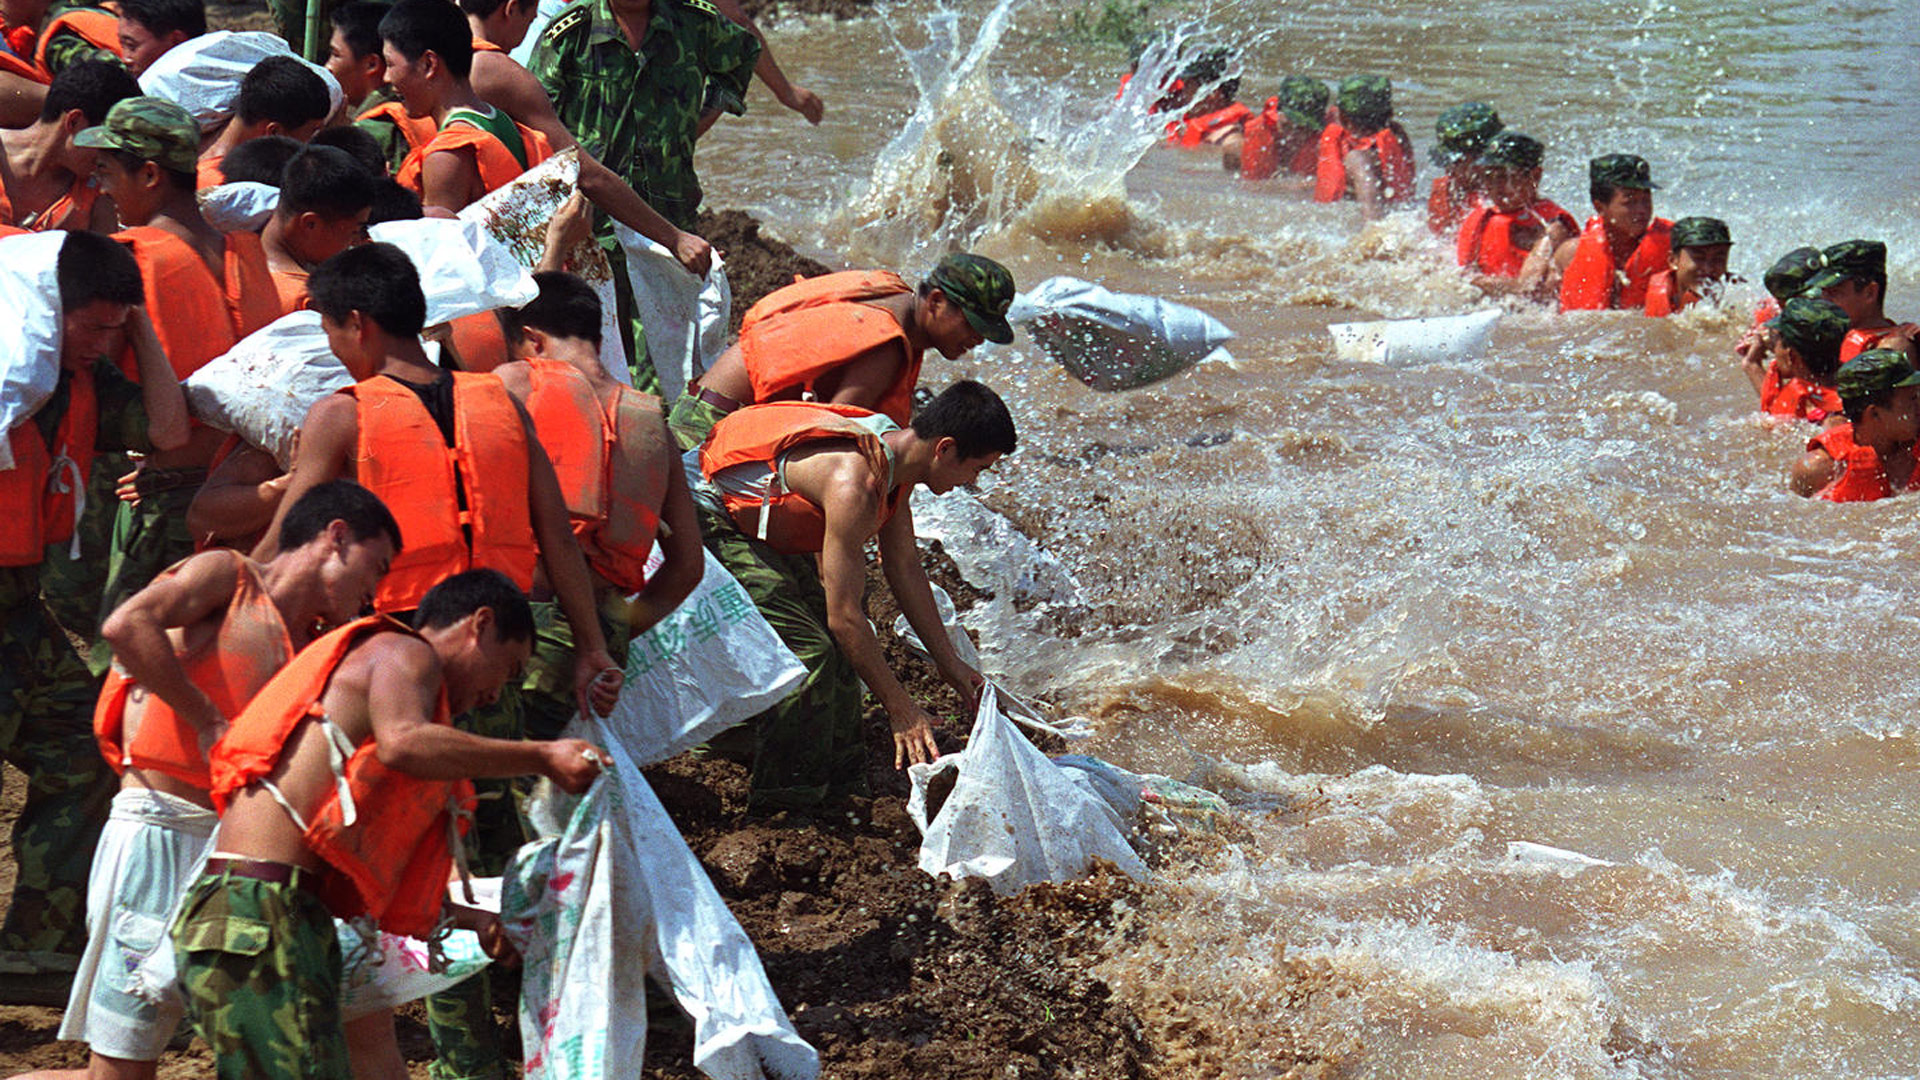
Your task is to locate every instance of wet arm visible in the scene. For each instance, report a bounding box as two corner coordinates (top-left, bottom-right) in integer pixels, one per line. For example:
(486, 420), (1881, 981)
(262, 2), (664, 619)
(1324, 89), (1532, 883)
(420, 149), (479, 215)
(709, 0), (822, 124)
(129, 308), (191, 452)
(101, 552), (242, 736)
(252, 393), (356, 559)
(187, 443), (289, 545)
(877, 501), (977, 698)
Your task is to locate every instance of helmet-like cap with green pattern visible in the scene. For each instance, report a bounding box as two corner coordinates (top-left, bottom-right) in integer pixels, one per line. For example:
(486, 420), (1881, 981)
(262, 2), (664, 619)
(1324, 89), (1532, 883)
(1806, 239), (1887, 291)
(1589, 153), (1658, 191)
(927, 253), (1015, 345)
(1837, 349), (1920, 404)
(1277, 75), (1329, 131)
(1336, 74), (1393, 128)
(1762, 247), (1822, 302)
(74, 96), (199, 175)
(1430, 102), (1502, 166)
(1670, 216), (1731, 251)
(1766, 297), (1848, 357)
(1478, 131), (1544, 171)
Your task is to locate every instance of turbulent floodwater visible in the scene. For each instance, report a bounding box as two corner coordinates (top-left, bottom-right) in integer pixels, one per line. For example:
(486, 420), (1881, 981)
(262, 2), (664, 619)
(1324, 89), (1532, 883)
(694, 1), (1920, 1075)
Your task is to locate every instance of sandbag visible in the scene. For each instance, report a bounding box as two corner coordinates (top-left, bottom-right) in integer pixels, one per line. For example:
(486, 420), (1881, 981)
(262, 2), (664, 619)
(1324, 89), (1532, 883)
(0, 232), (67, 464)
(607, 548), (805, 766)
(198, 181), (280, 233)
(139, 31), (341, 132)
(891, 582), (1090, 742)
(1006, 275), (1234, 392)
(338, 919), (492, 1020)
(180, 311), (352, 468)
(1327, 307), (1501, 365)
(615, 223), (730, 403)
(368, 217), (540, 327)
(908, 684), (1147, 895)
(459, 149), (631, 386)
(506, 763), (819, 1080)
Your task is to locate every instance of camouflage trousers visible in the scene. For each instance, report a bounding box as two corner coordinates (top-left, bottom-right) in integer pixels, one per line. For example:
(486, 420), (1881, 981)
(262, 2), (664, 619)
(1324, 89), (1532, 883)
(38, 457), (121, 673)
(700, 506), (868, 812)
(0, 565), (112, 957)
(665, 391), (728, 454)
(173, 871), (350, 1080)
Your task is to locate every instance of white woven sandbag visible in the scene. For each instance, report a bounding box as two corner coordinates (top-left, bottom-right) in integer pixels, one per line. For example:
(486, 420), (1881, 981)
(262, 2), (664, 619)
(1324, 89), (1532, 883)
(0, 232), (68, 457)
(368, 217), (540, 327)
(198, 181), (280, 233)
(181, 311), (352, 468)
(1006, 275), (1234, 391)
(615, 224), (730, 402)
(139, 31), (341, 132)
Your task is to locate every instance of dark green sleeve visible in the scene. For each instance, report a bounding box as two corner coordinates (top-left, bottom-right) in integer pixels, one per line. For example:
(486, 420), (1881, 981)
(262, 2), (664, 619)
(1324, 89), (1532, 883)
(700, 18), (760, 117)
(40, 29), (123, 77)
(90, 359), (151, 454)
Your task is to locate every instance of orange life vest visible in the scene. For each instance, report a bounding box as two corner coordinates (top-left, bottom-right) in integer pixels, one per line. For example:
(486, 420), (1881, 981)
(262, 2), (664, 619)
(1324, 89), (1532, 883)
(1839, 323), (1920, 365)
(1238, 100), (1279, 180)
(270, 265), (311, 312)
(738, 270), (920, 425)
(208, 614), (473, 937)
(521, 359), (670, 594)
(1313, 122), (1415, 204)
(0, 29), (47, 84)
(1558, 216), (1673, 312)
(356, 99), (437, 162)
(0, 365), (95, 566)
(699, 401), (902, 555)
(195, 154), (225, 192)
(1428, 175), (1466, 235)
(346, 372), (539, 613)
(395, 116), (553, 201)
(116, 226), (282, 381)
(1819, 442), (1895, 503)
(0, 171), (97, 232)
(447, 312), (509, 373)
(32, 6), (119, 78)
(94, 550), (293, 789)
(1170, 101), (1250, 148)
(471, 37), (503, 53)
(1760, 367), (1840, 423)
(1455, 199), (1577, 278)
(1642, 270), (1699, 318)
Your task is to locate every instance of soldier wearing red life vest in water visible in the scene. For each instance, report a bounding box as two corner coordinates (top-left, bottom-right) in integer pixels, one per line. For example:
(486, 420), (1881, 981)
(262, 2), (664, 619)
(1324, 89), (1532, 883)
(1552, 153), (1673, 311)
(1222, 75), (1326, 182)
(1313, 74), (1415, 220)
(1791, 350), (1920, 501)
(1804, 239), (1919, 365)
(1456, 131), (1577, 301)
(1426, 101), (1502, 235)
(1644, 216), (1734, 317)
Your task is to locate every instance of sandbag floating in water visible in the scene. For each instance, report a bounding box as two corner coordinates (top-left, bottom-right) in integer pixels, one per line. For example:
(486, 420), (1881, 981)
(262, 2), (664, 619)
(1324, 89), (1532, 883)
(1327, 308), (1501, 366)
(1007, 275), (1235, 391)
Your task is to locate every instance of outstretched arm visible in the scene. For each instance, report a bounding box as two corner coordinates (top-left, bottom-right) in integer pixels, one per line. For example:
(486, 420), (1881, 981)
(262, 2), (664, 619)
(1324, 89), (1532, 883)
(710, 0), (823, 125)
(877, 499), (980, 706)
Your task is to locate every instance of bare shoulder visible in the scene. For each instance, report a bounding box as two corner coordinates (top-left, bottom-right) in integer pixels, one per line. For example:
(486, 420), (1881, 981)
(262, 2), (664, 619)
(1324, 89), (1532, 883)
(339, 626), (439, 687)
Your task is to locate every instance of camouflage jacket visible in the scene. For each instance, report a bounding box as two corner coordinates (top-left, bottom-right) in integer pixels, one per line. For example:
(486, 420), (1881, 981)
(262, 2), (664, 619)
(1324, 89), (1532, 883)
(528, 0), (759, 232)
(37, 2), (123, 78)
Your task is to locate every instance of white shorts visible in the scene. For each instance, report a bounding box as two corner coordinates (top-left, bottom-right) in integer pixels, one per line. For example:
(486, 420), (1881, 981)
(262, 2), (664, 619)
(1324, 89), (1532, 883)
(56, 787), (217, 1060)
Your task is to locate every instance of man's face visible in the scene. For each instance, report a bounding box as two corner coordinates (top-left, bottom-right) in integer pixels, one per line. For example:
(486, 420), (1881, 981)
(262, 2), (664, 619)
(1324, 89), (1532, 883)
(60, 300), (130, 369)
(293, 207), (372, 266)
(117, 18), (179, 77)
(382, 44), (430, 117)
(1862, 385), (1920, 448)
(1596, 187), (1653, 241)
(308, 527), (394, 627)
(924, 291), (985, 360)
(927, 445), (1002, 495)
(319, 309), (378, 379)
(1821, 277), (1878, 324)
(92, 152), (159, 224)
(326, 29), (380, 104)
(446, 619), (531, 714)
(1486, 166), (1540, 214)
(1673, 244), (1731, 291)
(1773, 339), (1809, 382)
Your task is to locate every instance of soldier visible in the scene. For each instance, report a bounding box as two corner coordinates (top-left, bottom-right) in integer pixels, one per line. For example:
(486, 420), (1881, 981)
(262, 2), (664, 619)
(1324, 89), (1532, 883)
(1553, 153), (1673, 311)
(1794, 350), (1920, 502)
(194, 55), (333, 190)
(1748, 296), (1845, 425)
(0, 230), (188, 991)
(527, 0), (758, 390)
(1645, 216), (1732, 317)
(0, 59), (138, 232)
(1426, 101), (1502, 234)
(1313, 75), (1416, 219)
(113, 0), (203, 77)
(1805, 239), (1918, 364)
(1224, 74), (1327, 182)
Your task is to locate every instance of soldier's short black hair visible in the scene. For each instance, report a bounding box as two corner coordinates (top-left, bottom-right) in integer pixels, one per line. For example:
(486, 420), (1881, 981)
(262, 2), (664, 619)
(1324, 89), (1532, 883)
(500, 271), (602, 348)
(220, 134), (303, 185)
(280, 145), (378, 218)
(911, 380), (1017, 460)
(236, 55), (331, 130)
(380, 0), (474, 79)
(415, 569), (535, 642)
(309, 242), (426, 338)
(59, 232), (143, 311)
(367, 179), (423, 225)
(278, 479), (403, 553)
(118, 0), (206, 40)
(330, 1), (389, 60)
(457, 0), (513, 19)
(40, 59), (140, 125)
(310, 123), (387, 178)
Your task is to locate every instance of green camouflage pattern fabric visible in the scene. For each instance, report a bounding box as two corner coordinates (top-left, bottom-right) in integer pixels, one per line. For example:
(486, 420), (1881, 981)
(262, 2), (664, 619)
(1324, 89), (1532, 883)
(1589, 152), (1658, 191)
(1836, 349), (1920, 403)
(699, 505), (867, 812)
(173, 872), (351, 1080)
(666, 388), (727, 452)
(353, 85), (418, 177)
(75, 96), (200, 173)
(1764, 246), (1823, 302)
(100, 471), (203, 639)
(1478, 131), (1544, 171)
(1770, 297), (1849, 356)
(1276, 74), (1328, 131)
(1430, 101), (1501, 165)
(926, 253), (1016, 344)
(0, 565), (111, 956)
(528, 0), (760, 233)
(1670, 216), (1732, 250)
(424, 975), (509, 1080)
(1336, 74), (1392, 127)
(1807, 239), (1887, 290)
(39, 4), (125, 77)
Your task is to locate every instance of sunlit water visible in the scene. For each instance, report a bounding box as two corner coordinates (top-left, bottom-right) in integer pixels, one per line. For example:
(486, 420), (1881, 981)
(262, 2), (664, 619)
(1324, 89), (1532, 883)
(695, 1), (1920, 1074)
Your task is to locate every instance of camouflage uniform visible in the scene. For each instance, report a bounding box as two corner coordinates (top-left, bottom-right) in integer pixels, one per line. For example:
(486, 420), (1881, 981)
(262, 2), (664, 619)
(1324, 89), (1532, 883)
(529, 0), (759, 392)
(38, 459), (120, 672)
(172, 871), (352, 1080)
(36, 4), (124, 77)
(1, 358), (150, 958)
(99, 468), (204, 634)
(698, 505), (866, 811)
(665, 391), (729, 453)
(352, 85), (417, 179)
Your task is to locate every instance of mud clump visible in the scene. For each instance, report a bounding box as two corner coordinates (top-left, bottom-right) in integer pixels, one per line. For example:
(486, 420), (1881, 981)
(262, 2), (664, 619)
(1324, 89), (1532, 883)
(697, 208), (836, 335)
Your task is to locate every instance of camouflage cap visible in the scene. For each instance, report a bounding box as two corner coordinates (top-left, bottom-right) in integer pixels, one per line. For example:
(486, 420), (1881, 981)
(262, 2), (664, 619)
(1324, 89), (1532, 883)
(74, 96), (199, 174)
(1806, 239), (1887, 291)
(1767, 296), (1849, 356)
(927, 253), (1015, 345)
(1478, 130), (1543, 171)
(1277, 75), (1329, 131)
(1670, 216), (1732, 250)
(1429, 102), (1502, 166)
(1178, 46), (1235, 87)
(1762, 246), (1823, 302)
(1837, 348), (1920, 403)
(1336, 74), (1393, 127)
(1589, 153), (1658, 191)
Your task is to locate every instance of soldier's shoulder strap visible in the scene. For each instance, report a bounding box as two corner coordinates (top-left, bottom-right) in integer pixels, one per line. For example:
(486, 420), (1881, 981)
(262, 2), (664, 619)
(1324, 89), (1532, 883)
(675, 0), (722, 19)
(541, 2), (592, 45)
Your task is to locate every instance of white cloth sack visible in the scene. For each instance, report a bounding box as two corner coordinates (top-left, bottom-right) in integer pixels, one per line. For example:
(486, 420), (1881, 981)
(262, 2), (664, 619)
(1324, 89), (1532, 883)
(606, 548), (805, 766)
(506, 764), (818, 1080)
(1327, 308), (1501, 366)
(459, 149), (631, 386)
(139, 31), (342, 132)
(198, 181), (280, 233)
(890, 583), (1089, 742)
(907, 684), (1147, 895)
(0, 232), (68, 463)
(338, 921), (493, 1021)
(615, 224), (730, 402)
(1006, 275), (1234, 392)
(368, 218), (540, 327)
(181, 311), (353, 468)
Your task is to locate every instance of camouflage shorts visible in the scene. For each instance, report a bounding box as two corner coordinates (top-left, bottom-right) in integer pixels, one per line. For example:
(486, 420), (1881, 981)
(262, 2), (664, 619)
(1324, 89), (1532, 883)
(665, 392), (728, 454)
(172, 870), (350, 1080)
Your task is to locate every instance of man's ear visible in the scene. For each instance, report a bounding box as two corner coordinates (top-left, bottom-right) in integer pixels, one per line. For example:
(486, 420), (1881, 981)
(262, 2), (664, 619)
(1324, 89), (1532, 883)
(470, 604), (496, 645)
(59, 108), (87, 138)
(933, 434), (958, 461)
